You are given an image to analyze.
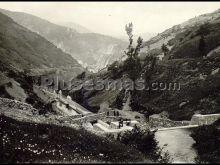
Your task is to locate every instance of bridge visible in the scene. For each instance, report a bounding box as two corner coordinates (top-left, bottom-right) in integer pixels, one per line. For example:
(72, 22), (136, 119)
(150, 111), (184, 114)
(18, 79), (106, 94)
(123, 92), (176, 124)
(151, 113), (220, 132)
(32, 86), (220, 132)
(152, 125), (199, 132)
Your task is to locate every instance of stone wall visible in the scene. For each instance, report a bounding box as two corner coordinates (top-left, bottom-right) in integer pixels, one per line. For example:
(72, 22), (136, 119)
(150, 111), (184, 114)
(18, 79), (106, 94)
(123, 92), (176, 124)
(56, 110), (121, 125)
(0, 97), (38, 114)
(190, 114), (220, 125)
(33, 86), (56, 103)
(149, 115), (190, 129)
(97, 119), (111, 128)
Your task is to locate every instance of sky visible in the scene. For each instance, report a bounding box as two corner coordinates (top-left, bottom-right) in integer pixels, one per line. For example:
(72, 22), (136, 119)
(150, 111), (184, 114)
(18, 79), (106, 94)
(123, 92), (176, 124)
(0, 2), (220, 37)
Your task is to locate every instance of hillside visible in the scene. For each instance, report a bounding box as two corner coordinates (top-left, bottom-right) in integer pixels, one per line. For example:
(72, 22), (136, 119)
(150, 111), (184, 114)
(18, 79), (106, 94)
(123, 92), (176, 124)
(119, 32), (157, 42)
(141, 9), (220, 60)
(0, 115), (146, 163)
(0, 8), (127, 72)
(0, 11), (83, 71)
(71, 9), (220, 121)
(0, 11), (84, 103)
(56, 21), (92, 33)
(0, 10), (148, 164)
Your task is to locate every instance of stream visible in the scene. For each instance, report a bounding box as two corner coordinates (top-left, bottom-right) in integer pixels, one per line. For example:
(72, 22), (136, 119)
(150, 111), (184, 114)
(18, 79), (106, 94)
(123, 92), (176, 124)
(155, 128), (197, 163)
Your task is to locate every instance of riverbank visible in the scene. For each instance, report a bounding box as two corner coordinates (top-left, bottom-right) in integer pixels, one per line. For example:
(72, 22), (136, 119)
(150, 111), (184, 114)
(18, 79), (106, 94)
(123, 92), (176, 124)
(155, 128), (197, 163)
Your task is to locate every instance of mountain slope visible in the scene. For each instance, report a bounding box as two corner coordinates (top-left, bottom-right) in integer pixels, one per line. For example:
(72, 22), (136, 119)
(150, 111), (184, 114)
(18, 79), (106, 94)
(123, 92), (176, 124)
(0, 115), (146, 163)
(0, 8), (127, 72)
(119, 32), (157, 42)
(56, 21), (92, 33)
(73, 9), (220, 120)
(0, 11), (82, 72)
(0, 11), (84, 104)
(140, 8), (220, 60)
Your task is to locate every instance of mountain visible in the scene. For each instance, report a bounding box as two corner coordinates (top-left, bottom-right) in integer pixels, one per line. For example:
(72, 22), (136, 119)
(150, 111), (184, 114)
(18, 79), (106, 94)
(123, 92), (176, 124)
(0, 8), (127, 72)
(119, 32), (157, 42)
(0, 11), (82, 72)
(140, 8), (220, 60)
(56, 21), (92, 33)
(71, 9), (220, 121)
(0, 11), (84, 103)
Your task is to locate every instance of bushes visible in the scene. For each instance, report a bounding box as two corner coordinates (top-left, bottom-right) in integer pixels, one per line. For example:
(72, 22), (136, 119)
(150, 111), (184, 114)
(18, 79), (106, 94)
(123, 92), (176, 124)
(118, 126), (157, 154)
(0, 115), (146, 163)
(107, 61), (122, 79)
(197, 24), (210, 36)
(161, 44), (169, 56)
(190, 121), (220, 163)
(76, 71), (86, 79)
(117, 125), (172, 163)
(170, 22), (220, 59)
(123, 56), (142, 81)
(198, 35), (206, 56)
(112, 89), (125, 109)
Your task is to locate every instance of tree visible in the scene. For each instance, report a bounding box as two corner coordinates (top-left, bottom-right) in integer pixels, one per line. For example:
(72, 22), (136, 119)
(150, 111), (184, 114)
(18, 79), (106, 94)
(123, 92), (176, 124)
(197, 24), (210, 36)
(113, 89), (125, 109)
(161, 44), (169, 56)
(123, 23), (143, 81)
(190, 120), (220, 164)
(107, 61), (120, 79)
(118, 125), (157, 155)
(198, 35), (206, 56)
(123, 23), (159, 113)
(76, 71), (86, 79)
(117, 126), (172, 163)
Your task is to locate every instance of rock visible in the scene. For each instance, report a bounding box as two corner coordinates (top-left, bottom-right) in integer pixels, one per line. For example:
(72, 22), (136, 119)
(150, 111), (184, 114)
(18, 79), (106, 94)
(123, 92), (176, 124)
(199, 73), (206, 80)
(207, 46), (220, 57)
(99, 153), (104, 157)
(158, 111), (169, 119)
(211, 68), (219, 75)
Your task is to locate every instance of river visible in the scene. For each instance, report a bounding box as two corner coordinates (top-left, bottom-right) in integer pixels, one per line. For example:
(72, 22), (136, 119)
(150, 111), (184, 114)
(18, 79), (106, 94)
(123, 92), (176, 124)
(155, 128), (197, 163)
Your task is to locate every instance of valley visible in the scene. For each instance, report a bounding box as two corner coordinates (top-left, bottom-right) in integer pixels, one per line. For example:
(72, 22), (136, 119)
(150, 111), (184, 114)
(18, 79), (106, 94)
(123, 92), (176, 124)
(0, 8), (127, 72)
(0, 3), (220, 164)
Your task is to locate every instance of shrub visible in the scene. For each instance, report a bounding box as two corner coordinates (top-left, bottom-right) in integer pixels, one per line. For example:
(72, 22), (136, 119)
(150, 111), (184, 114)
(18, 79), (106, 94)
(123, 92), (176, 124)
(190, 122), (220, 163)
(107, 61), (120, 79)
(117, 125), (172, 163)
(197, 24), (210, 36)
(0, 116), (146, 163)
(161, 44), (169, 56)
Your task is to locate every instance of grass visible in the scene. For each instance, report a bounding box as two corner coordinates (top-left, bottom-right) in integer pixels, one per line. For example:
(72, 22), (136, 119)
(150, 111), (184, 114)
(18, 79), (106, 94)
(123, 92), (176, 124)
(0, 115), (148, 163)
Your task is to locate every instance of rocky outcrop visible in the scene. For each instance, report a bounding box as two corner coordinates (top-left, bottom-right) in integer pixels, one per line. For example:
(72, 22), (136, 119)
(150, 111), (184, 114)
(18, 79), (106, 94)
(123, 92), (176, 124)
(0, 97), (37, 113)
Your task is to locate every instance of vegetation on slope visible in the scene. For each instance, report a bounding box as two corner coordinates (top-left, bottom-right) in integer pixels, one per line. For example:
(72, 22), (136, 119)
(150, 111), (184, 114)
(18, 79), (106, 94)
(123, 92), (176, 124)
(0, 12), (81, 71)
(117, 125), (172, 163)
(72, 11), (220, 120)
(0, 115), (147, 163)
(0, 11), (84, 109)
(190, 119), (220, 163)
(0, 8), (127, 69)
